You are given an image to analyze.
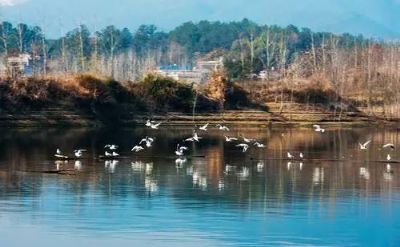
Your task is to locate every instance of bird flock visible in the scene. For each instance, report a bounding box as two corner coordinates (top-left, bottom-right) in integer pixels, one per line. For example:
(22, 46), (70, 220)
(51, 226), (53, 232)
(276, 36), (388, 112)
(54, 121), (396, 178)
(357, 139), (396, 175)
(54, 121), (328, 161)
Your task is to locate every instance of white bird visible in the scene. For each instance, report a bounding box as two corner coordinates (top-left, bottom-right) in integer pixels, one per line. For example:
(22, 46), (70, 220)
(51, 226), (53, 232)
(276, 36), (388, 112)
(175, 144), (188, 156)
(313, 124), (326, 133)
(359, 140), (371, 150)
(131, 145), (144, 152)
(140, 137), (155, 148)
(145, 119), (153, 127)
(54, 148), (68, 159)
(185, 137), (195, 142)
(383, 143), (395, 150)
(225, 136), (238, 142)
(105, 144), (118, 150)
(387, 154), (391, 161)
(199, 123), (209, 131)
(236, 143), (249, 152)
(112, 151), (119, 157)
(185, 132), (202, 142)
(74, 149), (86, 158)
(242, 136), (255, 143)
(254, 142), (265, 148)
(105, 151), (113, 157)
(193, 132), (202, 142)
(299, 152), (304, 159)
(216, 124), (230, 131)
(150, 122), (162, 129)
(287, 152), (294, 159)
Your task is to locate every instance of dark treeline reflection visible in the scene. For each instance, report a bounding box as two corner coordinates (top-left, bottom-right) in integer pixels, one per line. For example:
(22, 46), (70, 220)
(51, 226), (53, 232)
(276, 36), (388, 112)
(0, 126), (399, 208)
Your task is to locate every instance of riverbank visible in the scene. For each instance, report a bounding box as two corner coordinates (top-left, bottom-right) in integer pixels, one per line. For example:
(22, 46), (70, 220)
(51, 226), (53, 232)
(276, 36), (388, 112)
(0, 108), (397, 128)
(1, 74), (399, 127)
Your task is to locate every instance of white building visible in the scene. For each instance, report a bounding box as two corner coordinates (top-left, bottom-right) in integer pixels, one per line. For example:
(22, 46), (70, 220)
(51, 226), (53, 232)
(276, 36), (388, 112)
(156, 57), (224, 84)
(1, 54), (34, 78)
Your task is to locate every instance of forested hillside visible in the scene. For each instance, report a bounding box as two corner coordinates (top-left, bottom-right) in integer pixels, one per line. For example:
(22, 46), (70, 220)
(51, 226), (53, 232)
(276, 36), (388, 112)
(1, 19), (400, 119)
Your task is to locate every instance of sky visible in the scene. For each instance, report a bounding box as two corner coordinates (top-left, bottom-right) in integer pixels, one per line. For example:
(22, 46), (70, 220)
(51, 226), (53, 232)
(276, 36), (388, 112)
(0, 0), (399, 38)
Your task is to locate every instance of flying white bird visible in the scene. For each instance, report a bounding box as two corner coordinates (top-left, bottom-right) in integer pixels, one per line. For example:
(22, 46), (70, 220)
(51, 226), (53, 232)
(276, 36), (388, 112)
(216, 124), (230, 131)
(145, 119), (153, 127)
(150, 122), (162, 129)
(241, 136), (255, 143)
(140, 137), (155, 148)
(225, 136), (238, 142)
(199, 123), (209, 131)
(54, 148), (68, 159)
(254, 142), (265, 148)
(74, 149), (87, 158)
(193, 132), (202, 142)
(175, 144), (188, 156)
(359, 140), (371, 150)
(383, 143), (395, 150)
(313, 124), (326, 133)
(236, 143), (249, 152)
(131, 145), (144, 152)
(185, 132), (202, 142)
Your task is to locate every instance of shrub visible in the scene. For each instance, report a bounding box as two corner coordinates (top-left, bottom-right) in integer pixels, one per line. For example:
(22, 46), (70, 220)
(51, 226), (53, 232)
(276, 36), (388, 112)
(135, 74), (195, 112)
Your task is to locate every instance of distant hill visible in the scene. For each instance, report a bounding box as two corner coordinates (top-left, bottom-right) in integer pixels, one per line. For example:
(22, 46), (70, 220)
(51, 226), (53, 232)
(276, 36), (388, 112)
(322, 14), (399, 38)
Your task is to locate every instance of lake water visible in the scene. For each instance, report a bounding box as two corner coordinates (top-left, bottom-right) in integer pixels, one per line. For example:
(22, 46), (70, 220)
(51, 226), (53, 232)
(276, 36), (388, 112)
(0, 126), (399, 247)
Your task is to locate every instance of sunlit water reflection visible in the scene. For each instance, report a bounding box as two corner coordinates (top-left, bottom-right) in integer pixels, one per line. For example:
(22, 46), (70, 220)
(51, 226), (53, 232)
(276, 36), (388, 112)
(0, 126), (400, 246)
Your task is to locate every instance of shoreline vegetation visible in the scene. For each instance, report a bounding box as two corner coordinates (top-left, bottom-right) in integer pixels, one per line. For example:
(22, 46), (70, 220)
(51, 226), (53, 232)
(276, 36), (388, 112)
(1, 19), (400, 127)
(0, 73), (398, 127)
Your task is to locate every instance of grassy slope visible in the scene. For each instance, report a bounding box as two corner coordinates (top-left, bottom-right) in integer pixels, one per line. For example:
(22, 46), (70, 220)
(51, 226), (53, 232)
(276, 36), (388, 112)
(0, 74), (394, 127)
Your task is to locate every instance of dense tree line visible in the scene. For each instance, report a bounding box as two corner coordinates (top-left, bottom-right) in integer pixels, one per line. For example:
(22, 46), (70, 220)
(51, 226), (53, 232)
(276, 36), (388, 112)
(1, 19), (372, 80)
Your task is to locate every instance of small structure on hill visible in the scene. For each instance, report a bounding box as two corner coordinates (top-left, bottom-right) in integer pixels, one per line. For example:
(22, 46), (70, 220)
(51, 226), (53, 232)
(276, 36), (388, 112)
(156, 57), (224, 84)
(1, 54), (35, 79)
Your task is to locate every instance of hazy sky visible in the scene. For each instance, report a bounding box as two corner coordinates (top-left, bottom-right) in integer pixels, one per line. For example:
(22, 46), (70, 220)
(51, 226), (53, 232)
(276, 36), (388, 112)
(1, 0), (399, 38)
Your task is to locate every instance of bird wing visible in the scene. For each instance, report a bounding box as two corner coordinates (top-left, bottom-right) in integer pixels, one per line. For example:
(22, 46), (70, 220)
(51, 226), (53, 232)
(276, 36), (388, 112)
(363, 140), (371, 147)
(383, 143), (395, 148)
